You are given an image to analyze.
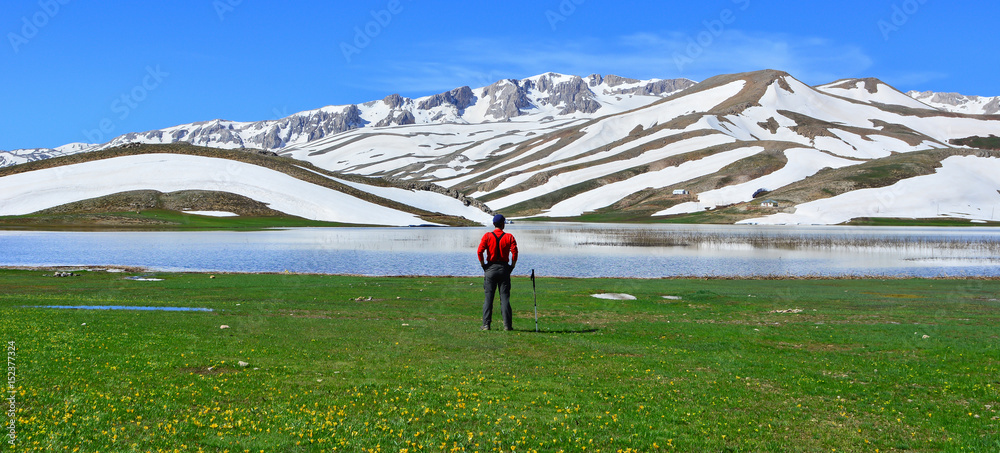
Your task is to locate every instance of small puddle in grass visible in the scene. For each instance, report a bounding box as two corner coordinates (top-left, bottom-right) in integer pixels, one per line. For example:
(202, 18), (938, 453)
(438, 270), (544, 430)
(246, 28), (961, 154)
(25, 305), (213, 312)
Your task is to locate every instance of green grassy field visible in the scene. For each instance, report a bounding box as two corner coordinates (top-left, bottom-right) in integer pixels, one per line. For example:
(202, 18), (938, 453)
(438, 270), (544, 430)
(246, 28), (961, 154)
(2, 270), (998, 452)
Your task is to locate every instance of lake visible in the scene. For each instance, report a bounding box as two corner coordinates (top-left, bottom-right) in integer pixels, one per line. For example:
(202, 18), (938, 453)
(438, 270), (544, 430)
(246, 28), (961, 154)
(2, 223), (999, 278)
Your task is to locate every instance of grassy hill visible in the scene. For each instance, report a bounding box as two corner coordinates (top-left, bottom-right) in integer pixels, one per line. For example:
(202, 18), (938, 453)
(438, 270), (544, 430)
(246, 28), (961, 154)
(0, 143), (486, 229)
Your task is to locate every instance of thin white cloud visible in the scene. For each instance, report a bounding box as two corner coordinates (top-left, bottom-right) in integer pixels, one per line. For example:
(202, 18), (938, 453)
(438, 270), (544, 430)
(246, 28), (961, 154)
(614, 31), (874, 84)
(359, 31), (876, 95)
(884, 71), (951, 91)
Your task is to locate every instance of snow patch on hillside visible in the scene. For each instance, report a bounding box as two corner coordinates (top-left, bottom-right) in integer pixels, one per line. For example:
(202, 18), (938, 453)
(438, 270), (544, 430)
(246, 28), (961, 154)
(817, 80), (933, 110)
(183, 211), (239, 217)
(532, 80), (747, 168)
(545, 146), (766, 218)
(284, 120), (582, 178)
(0, 154), (440, 226)
(488, 134), (737, 210)
(297, 166), (492, 223)
(739, 155), (1000, 225)
(657, 148), (859, 216)
(472, 81), (748, 200)
(769, 78), (996, 148)
(489, 127), (690, 194)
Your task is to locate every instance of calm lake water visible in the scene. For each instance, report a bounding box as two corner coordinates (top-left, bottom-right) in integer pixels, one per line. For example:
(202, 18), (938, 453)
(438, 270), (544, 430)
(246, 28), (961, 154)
(2, 223), (1000, 278)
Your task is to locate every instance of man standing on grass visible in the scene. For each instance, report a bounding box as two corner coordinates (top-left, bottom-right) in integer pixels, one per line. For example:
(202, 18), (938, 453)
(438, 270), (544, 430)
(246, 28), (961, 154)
(478, 214), (518, 331)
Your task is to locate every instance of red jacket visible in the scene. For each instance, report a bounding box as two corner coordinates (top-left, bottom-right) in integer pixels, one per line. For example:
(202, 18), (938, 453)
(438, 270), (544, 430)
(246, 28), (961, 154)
(478, 228), (518, 266)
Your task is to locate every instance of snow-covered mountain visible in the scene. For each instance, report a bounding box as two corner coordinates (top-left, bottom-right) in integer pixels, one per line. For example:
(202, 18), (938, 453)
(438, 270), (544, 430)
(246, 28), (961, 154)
(907, 90), (1000, 115)
(92, 73), (694, 152)
(816, 78), (936, 110)
(0, 143), (96, 168)
(281, 70), (1000, 224)
(0, 73), (693, 165)
(4, 69), (1000, 226)
(819, 79), (1000, 116)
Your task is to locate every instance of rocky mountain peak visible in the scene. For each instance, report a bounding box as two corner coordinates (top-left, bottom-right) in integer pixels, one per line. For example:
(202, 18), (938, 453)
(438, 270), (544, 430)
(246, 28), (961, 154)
(481, 79), (533, 120)
(375, 110), (416, 128)
(910, 91), (968, 106)
(822, 77), (890, 94)
(585, 73), (696, 96)
(382, 93), (406, 109)
(908, 90), (1000, 115)
(987, 98), (1000, 114)
(417, 86), (476, 112)
(603, 74), (641, 88)
(528, 74), (602, 115)
(5, 72), (701, 162)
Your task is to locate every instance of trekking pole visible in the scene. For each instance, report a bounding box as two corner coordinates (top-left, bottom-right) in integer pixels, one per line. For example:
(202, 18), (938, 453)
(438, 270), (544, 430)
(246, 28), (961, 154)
(531, 269), (538, 332)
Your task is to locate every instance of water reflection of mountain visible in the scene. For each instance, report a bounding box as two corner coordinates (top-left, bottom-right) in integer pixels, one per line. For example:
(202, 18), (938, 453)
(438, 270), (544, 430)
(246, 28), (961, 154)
(2, 224), (999, 278)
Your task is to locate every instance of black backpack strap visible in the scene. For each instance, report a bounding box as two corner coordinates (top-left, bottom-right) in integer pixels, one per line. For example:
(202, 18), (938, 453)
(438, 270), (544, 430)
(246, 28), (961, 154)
(492, 231), (505, 263)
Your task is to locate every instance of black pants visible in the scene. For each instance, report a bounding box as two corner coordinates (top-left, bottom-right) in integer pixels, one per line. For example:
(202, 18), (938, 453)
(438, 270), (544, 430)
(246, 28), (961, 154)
(482, 263), (512, 329)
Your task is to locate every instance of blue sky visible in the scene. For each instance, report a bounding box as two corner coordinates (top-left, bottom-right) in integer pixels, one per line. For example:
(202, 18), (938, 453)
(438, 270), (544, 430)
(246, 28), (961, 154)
(3, 0), (998, 150)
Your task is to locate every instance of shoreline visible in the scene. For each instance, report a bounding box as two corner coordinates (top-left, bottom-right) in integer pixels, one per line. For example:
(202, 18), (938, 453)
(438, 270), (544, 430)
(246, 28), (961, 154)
(5, 265), (1000, 280)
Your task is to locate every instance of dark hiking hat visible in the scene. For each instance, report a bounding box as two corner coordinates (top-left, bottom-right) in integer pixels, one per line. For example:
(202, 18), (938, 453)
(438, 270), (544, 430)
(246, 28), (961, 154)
(493, 214), (506, 228)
